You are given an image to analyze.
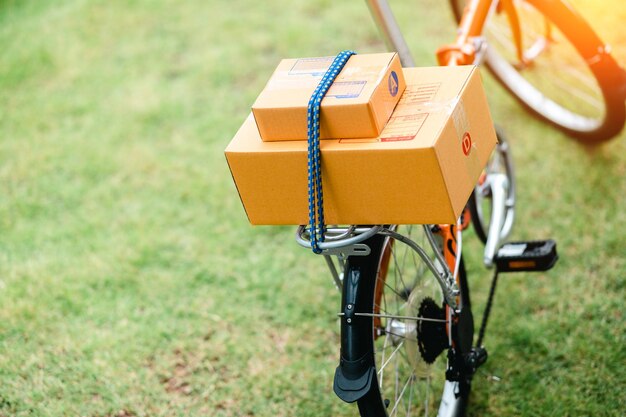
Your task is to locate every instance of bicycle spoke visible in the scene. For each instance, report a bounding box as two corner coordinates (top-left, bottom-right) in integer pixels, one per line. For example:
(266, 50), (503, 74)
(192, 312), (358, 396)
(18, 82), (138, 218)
(378, 340), (405, 376)
(411, 247), (421, 279)
(405, 373), (415, 417)
(391, 246), (410, 297)
(355, 312), (448, 323)
(379, 331), (391, 386)
(550, 75), (602, 109)
(375, 287), (413, 326)
(354, 222), (466, 416)
(484, 0), (608, 125)
(379, 276), (406, 302)
(389, 372), (415, 417)
(425, 375), (431, 417)
(394, 358), (400, 410)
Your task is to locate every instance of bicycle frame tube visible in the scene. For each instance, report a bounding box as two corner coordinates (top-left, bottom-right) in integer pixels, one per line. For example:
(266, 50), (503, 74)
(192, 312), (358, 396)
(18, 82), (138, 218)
(365, 0), (495, 66)
(364, 0), (416, 67)
(437, 0), (495, 66)
(444, 0), (621, 67)
(367, 0), (626, 93)
(456, 0), (494, 48)
(433, 223), (462, 344)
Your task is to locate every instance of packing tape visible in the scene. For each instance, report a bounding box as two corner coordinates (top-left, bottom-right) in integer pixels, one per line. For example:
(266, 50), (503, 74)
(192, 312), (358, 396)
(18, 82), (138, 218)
(451, 97), (482, 178)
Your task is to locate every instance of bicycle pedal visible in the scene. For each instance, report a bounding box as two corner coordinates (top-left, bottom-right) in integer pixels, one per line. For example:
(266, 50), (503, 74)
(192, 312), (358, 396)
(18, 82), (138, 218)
(494, 240), (558, 273)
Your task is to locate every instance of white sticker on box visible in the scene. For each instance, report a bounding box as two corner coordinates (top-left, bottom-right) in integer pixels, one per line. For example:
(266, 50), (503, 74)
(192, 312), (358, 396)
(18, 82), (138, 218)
(289, 57), (334, 76)
(326, 81), (367, 99)
(380, 113), (428, 142)
(451, 98), (470, 143)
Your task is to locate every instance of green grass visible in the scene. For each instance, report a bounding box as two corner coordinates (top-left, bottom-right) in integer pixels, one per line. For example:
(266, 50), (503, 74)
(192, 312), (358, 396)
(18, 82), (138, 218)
(1, 0), (625, 416)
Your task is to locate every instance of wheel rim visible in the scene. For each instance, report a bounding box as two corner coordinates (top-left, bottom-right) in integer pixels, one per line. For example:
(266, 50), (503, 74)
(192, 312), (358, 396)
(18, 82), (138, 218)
(482, 0), (607, 132)
(370, 226), (457, 416)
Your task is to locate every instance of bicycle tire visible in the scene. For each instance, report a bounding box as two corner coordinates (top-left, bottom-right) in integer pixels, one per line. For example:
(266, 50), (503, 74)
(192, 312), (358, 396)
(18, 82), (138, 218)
(449, 0), (626, 143)
(344, 227), (473, 417)
(467, 192), (487, 244)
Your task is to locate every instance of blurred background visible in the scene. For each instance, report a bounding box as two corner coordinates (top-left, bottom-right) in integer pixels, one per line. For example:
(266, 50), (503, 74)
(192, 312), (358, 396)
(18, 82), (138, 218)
(1, 0), (624, 416)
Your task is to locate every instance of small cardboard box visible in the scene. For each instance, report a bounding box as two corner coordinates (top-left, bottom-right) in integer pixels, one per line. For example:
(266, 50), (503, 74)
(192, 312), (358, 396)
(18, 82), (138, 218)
(252, 52), (405, 141)
(226, 66), (497, 225)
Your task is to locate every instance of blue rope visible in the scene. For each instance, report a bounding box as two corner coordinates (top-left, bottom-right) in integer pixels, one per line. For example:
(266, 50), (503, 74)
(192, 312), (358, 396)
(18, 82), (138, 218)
(307, 50), (356, 254)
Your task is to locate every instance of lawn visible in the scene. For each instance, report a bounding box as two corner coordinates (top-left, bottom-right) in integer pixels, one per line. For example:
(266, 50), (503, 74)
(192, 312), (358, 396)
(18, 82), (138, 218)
(0, 0), (624, 416)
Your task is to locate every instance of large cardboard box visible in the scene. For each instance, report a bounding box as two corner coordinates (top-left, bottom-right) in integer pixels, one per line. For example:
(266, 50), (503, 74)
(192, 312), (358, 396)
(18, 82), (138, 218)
(226, 66), (497, 225)
(252, 52), (405, 141)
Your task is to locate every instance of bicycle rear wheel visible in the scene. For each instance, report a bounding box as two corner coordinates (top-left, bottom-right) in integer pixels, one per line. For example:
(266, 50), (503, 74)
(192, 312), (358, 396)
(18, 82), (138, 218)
(348, 226), (472, 417)
(450, 0), (626, 143)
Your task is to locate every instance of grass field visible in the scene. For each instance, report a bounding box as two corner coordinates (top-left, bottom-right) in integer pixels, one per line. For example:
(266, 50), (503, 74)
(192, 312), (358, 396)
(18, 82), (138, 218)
(1, 0), (625, 416)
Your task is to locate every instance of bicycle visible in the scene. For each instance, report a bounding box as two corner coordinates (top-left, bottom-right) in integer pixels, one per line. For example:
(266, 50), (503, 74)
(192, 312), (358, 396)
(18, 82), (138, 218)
(367, 0), (626, 143)
(289, 2), (568, 414)
(296, 132), (556, 416)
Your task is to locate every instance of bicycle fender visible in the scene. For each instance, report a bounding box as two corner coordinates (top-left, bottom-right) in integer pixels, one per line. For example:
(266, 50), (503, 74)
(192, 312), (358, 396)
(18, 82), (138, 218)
(333, 234), (386, 404)
(333, 360), (375, 403)
(333, 266), (375, 403)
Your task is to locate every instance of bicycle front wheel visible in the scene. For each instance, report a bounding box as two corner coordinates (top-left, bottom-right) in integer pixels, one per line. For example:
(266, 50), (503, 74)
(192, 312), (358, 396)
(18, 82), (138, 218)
(450, 0), (626, 142)
(469, 127), (515, 245)
(349, 226), (471, 417)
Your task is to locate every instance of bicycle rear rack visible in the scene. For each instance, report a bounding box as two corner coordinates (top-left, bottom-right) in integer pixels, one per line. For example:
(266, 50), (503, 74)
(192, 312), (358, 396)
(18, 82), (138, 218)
(295, 225), (460, 309)
(295, 225), (382, 256)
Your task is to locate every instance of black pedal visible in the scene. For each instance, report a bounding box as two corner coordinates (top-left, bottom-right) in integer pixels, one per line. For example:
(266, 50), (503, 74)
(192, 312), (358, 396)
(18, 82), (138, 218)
(494, 240), (558, 273)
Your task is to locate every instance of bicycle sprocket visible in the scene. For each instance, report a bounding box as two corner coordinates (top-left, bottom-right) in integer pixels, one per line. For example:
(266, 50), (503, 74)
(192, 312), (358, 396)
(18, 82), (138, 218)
(416, 297), (448, 364)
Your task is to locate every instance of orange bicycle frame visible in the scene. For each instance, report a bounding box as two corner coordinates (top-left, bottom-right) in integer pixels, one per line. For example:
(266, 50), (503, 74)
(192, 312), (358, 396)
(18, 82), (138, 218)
(436, 0), (495, 66)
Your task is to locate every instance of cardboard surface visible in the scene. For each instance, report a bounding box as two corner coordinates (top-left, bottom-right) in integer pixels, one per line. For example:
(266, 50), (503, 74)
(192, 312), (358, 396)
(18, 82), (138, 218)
(252, 52), (405, 141)
(226, 65), (497, 225)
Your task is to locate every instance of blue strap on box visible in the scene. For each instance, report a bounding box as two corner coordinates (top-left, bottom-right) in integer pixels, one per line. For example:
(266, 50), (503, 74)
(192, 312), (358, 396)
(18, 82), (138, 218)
(307, 50), (356, 254)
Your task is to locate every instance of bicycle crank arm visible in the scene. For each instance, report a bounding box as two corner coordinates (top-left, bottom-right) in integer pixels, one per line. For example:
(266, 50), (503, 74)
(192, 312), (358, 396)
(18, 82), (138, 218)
(483, 173), (510, 267)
